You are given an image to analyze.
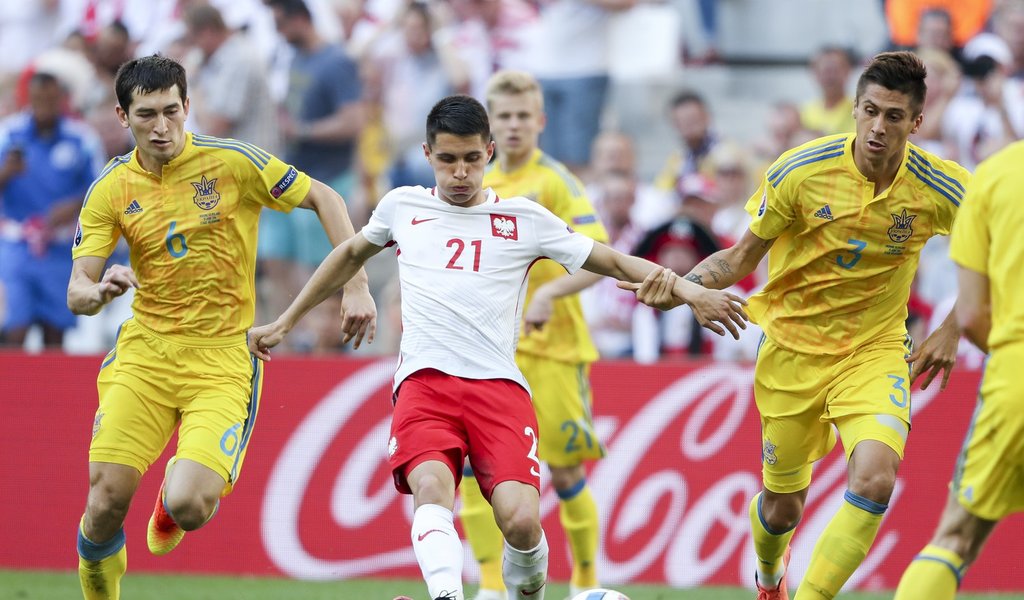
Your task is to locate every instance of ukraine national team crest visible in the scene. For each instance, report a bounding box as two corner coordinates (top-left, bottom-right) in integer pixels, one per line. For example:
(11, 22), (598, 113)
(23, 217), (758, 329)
(887, 208), (916, 243)
(191, 175), (221, 210)
(491, 214), (518, 240)
(762, 439), (778, 465)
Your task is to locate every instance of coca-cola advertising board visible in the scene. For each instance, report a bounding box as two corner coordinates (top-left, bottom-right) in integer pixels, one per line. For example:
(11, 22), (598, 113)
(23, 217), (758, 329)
(1, 354), (1020, 591)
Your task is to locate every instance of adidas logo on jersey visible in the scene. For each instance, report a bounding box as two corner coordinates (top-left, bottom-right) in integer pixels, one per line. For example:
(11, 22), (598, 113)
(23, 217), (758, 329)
(124, 200), (143, 215)
(813, 204), (833, 220)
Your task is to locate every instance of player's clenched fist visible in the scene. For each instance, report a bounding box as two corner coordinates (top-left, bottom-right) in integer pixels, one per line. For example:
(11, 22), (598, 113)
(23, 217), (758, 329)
(97, 264), (139, 304)
(247, 321), (289, 361)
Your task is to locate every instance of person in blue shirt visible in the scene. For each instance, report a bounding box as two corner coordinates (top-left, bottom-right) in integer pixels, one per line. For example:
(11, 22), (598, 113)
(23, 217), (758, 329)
(0, 72), (105, 348)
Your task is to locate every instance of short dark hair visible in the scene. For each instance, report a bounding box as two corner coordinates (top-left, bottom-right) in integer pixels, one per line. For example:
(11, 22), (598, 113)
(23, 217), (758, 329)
(425, 95), (490, 146)
(855, 51), (927, 115)
(265, 0), (312, 20)
(114, 55), (188, 112)
(29, 72), (62, 89)
(669, 90), (705, 110)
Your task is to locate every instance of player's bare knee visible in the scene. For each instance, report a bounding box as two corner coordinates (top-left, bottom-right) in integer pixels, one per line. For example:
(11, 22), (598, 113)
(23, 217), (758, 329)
(498, 508), (541, 550)
(86, 483), (133, 527)
(410, 473), (454, 508)
(761, 490), (805, 532)
(548, 464), (584, 492)
(164, 492), (218, 530)
(847, 470), (896, 505)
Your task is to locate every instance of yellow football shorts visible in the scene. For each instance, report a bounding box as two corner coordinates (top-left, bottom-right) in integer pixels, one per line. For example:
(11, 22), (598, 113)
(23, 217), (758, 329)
(754, 334), (913, 493)
(90, 319), (262, 494)
(951, 346), (1024, 520)
(516, 352), (605, 467)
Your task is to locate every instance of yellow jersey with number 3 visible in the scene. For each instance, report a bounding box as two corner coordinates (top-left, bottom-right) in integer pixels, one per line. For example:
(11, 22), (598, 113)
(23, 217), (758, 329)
(72, 132), (311, 339)
(485, 149), (608, 364)
(949, 141), (1024, 353)
(744, 134), (969, 355)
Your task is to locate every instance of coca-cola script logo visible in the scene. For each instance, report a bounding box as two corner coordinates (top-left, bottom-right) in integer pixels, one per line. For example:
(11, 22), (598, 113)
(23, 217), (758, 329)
(260, 360), (941, 589)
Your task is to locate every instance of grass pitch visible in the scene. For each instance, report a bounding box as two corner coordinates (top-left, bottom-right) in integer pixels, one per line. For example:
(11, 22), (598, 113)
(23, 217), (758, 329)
(3, 570), (1023, 599)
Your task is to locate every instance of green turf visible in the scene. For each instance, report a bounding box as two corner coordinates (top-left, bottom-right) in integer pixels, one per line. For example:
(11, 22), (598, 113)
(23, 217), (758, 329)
(2, 570), (1022, 600)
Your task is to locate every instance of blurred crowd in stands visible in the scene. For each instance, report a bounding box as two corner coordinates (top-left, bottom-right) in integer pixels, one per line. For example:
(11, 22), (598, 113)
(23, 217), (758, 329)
(0, 0), (1017, 364)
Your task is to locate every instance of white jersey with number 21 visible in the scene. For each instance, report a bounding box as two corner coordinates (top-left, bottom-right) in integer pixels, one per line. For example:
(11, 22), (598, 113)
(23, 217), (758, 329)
(361, 185), (595, 393)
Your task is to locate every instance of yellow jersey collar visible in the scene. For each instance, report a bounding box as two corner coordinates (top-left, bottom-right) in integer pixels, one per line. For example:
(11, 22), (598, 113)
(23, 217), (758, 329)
(127, 131), (197, 177)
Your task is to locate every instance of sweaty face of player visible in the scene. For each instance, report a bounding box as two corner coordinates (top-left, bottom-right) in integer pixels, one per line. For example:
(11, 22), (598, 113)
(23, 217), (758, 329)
(488, 92), (545, 165)
(853, 82), (922, 173)
(424, 132), (495, 207)
(118, 85), (189, 173)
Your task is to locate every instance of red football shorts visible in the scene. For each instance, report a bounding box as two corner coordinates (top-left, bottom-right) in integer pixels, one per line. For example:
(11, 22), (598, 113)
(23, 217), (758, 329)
(388, 368), (541, 501)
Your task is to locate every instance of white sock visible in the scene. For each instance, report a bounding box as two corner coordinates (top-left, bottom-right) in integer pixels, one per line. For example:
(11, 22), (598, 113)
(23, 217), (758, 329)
(503, 531), (548, 600)
(411, 504), (464, 600)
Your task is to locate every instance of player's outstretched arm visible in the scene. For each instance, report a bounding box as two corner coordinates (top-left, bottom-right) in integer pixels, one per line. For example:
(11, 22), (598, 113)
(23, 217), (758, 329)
(301, 179), (377, 348)
(583, 242), (748, 339)
(248, 233), (383, 360)
(67, 256), (139, 316)
(683, 228), (774, 290)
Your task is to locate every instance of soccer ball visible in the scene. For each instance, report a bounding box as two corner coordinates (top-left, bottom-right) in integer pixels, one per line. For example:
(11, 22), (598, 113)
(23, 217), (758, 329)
(569, 590), (631, 600)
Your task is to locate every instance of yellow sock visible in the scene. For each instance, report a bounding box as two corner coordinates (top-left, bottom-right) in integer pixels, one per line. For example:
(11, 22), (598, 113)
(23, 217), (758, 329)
(796, 491), (885, 600)
(459, 472), (506, 592)
(558, 480), (599, 589)
(893, 544), (963, 600)
(78, 519), (127, 600)
(749, 492), (796, 588)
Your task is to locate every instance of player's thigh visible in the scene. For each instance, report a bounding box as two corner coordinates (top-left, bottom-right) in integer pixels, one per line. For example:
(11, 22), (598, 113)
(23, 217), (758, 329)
(755, 337), (837, 494)
(828, 339), (912, 461)
(463, 377), (541, 502)
(388, 370), (470, 495)
(517, 353), (604, 467)
(950, 349), (1024, 521)
(176, 344), (261, 495)
(92, 324), (180, 475)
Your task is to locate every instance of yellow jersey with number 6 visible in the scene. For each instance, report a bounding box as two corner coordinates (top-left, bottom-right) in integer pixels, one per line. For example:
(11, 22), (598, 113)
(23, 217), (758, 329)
(744, 134), (969, 355)
(72, 132), (311, 340)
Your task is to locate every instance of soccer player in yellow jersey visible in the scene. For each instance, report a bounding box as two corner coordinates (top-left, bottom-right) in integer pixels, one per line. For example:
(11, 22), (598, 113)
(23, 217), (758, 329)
(892, 141), (1024, 599)
(67, 56), (376, 600)
(623, 52), (970, 600)
(456, 70), (609, 600)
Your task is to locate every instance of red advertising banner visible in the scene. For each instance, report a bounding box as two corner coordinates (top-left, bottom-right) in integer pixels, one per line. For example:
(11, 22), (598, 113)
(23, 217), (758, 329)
(0, 354), (1020, 591)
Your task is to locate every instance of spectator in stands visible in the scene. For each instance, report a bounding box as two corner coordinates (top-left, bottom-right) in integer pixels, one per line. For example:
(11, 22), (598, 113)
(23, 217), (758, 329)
(586, 129), (674, 231)
(993, 0), (1024, 78)
(654, 90), (718, 194)
(912, 48), (960, 158)
(886, 0), (992, 52)
(533, 0), (636, 175)
(0, 72), (105, 348)
(373, 1), (468, 188)
(631, 205), (719, 362)
(444, 0), (541, 100)
(914, 8), (959, 60)
(750, 101), (815, 170)
(801, 45), (857, 136)
(581, 172), (644, 359)
(262, 0), (366, 352)
(705, 143), (754, 247)
(183, 4), (281, 154)
(942, 51), (1024, 171)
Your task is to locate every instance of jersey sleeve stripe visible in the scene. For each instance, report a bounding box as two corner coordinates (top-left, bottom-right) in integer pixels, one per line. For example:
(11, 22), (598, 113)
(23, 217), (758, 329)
(767, 138), (847, 181)
(769, 150), (845, 188)
(192, 138), (268, 169)
(907, 148), (966, 193)
(907, 154), (964, 204)
(82, 153), (132, 207)
(907, 162), (961, 207)
(193, 133), (272, 163)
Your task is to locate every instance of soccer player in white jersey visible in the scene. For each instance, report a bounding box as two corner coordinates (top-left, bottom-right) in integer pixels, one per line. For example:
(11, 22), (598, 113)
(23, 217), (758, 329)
(248, 95), (748, 600)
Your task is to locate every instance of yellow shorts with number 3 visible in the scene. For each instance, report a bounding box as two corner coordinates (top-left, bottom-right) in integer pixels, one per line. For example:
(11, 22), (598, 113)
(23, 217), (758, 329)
(754, 334), (913, 494)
